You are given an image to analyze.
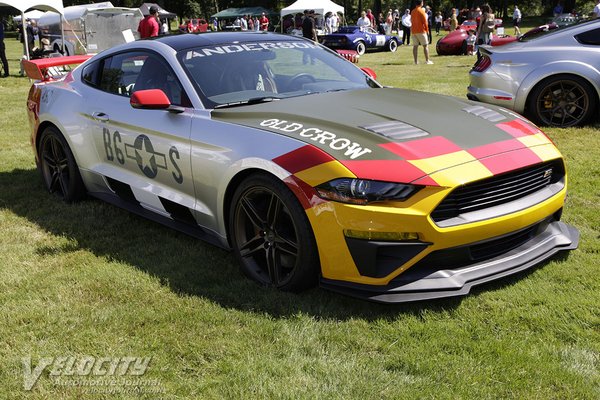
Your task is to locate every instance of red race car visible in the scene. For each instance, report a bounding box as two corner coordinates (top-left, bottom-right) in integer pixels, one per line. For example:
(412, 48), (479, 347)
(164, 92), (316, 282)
(437, 22), (558, 56)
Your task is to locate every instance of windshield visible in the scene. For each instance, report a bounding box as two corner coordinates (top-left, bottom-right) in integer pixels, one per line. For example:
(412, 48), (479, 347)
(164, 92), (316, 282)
(178, 39), (378, 108)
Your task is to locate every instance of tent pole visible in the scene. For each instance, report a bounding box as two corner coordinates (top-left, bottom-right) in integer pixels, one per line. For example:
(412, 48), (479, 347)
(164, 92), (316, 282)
(22, 12), (30, 60)
(60, 14), (65, 54)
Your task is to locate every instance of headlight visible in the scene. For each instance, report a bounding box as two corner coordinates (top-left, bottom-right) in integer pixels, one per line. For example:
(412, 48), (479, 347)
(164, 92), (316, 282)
(315, 178), (421, 205)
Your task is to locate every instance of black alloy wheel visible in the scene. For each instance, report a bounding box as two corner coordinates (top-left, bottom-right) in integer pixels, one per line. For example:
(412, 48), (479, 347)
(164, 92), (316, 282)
(529, 75), (597, 128)
(38, 127), (85, 202)
(229, 174), (319, 292)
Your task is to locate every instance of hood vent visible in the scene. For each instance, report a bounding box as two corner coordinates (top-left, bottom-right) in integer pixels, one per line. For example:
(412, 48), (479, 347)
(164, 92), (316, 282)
(361, 121), (430, 140)
(463, 105), (506, 122)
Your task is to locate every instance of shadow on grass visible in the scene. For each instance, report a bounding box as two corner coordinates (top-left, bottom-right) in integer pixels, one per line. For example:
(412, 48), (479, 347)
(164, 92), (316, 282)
(1, 168), (567, 320)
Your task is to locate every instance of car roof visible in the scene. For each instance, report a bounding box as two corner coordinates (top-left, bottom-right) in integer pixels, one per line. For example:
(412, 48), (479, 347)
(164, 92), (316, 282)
(145, 32), (306, 52)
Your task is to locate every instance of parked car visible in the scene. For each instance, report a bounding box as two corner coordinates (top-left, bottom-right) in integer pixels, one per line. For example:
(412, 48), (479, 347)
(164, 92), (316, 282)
(320, 26), (400, 55)
(24, 32), (578, 303)
(437, 23), (560, 55)
(551, 13), (580, 27)
(468, 19), (600, 127)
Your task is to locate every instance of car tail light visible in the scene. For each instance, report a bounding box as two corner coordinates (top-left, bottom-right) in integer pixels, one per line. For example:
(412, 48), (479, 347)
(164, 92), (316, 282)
(472, 55), (492, 72)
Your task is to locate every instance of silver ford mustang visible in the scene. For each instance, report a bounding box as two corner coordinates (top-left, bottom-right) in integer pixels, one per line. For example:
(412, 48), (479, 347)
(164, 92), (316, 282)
(25, 32), (578, 303)
(468, 19), (600, 128)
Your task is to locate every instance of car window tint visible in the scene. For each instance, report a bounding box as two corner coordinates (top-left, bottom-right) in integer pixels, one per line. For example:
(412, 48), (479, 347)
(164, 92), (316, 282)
(82, 61), (100, 87)
(575, 28), (600, 45)
(98, 51), (190, 107)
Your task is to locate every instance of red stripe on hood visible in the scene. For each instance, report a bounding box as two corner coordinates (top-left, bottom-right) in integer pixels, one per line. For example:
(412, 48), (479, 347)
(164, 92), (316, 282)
(496, 119), (540, 138)
(381, 136), (462, 160)
(478, 147), (542, 175)
(273, 145), (335, 174)
(467, 138), (526, 159)
(341, 159), (431, 184)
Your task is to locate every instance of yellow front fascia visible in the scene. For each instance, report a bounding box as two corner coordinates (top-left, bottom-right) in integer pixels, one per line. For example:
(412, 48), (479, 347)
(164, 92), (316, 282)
(307, 182), (568, 286)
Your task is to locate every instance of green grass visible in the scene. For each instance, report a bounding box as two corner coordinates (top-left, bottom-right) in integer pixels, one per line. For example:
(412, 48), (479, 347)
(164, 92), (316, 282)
(1, 31), (599, 399)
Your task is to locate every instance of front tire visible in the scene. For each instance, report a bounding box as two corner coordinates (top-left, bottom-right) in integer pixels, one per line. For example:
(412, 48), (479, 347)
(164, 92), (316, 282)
(527, 74), (597, 128)
(38, 126), (85, 202)
(355, 41), (366, 55)
(229, 173), (319, 292)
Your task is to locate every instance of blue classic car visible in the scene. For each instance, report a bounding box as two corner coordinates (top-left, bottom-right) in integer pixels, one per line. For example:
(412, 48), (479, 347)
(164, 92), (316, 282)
(320, 26), (400, 55)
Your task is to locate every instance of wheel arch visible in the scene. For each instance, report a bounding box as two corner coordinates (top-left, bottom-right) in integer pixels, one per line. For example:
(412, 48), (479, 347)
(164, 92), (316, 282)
(220, 164), (294, 248)
(518, 63), (600, 116)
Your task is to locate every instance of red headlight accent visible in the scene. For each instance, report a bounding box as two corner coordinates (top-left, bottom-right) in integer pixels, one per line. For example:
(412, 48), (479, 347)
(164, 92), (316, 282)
(472, 55), (492, 72)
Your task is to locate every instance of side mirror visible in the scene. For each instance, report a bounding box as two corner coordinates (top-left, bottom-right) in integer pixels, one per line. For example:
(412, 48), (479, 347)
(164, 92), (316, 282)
(130, 89), (171, 109)
(130, 89), (184, 113)
(360, 67), (377, 80)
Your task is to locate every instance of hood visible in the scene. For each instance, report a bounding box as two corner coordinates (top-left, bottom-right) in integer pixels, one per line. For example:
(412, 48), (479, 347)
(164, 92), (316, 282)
(211, 88), (555, 185)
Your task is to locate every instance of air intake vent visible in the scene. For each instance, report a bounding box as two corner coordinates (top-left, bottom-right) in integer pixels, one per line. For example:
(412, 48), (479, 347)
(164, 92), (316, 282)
(463, 105), (506, 122)
(361, 121), (429, 140)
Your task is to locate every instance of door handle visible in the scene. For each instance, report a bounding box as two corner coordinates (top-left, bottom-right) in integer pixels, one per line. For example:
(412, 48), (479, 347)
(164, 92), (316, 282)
(92, 112), (109, 122)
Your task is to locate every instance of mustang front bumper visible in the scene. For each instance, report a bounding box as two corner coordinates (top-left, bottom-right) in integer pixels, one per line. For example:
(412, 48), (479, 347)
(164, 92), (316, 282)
(321, 219), (579, 303)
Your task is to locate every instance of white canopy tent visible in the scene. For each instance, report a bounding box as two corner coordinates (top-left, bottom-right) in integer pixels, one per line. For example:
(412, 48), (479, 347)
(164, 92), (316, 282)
(0, 0), (65, 60)
(280, 0), (344, 18)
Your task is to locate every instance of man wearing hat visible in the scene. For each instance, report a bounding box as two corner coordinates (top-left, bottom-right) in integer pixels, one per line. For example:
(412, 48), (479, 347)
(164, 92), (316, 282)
(138, 6), (160, 39)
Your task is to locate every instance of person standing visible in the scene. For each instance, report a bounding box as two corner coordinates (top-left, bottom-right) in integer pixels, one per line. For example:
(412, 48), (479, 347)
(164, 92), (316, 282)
(366, 9), (376, 27)
(410, 0), (433, 64)
(138, 6), (159, 38)
(476, 4), (495, 46)
(593, 0), (600, 18)
(302, 10), (317, 41)
(401, 9), (411, 45)
(513, 6), (522, 36)
(357, 11), (371, 29)
(0, 19), (8, 77)
(425, 5), (432, 44)
(449, 8), (458, 30)
(259, 12), (269, 31)
(434, 11), (442, 35)
(553, 2), (563, 17)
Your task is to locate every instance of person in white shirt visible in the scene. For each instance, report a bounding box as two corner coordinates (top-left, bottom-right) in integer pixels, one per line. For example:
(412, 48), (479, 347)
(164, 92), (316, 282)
(330, 12), (339, 32)
(593, 1), (600, 18)
(357, 11), (370, 29)
(513, 6), (522, 35)
(401, 9), (411, 45)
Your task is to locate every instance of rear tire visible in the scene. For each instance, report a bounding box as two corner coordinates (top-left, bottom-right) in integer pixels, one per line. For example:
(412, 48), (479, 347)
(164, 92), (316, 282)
(355, 41), (366, 55)
(388, 38), (398, 52)
(228, 173), (319, 292)
(527, 74), (597, 128)
(38, 126), (85, 202)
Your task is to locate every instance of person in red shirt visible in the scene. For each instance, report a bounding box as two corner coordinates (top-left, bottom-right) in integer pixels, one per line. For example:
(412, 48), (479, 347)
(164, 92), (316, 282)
(138, 6), (160, 39)
(410, 0), (433, 64)
(259, 13), (269, 31)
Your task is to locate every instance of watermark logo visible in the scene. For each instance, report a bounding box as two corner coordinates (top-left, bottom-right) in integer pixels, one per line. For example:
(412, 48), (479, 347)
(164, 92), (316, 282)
(22, 356), (163, 394)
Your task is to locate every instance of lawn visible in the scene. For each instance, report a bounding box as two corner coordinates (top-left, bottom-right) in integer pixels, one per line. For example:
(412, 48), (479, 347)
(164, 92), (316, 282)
(0, 32), (599, 399)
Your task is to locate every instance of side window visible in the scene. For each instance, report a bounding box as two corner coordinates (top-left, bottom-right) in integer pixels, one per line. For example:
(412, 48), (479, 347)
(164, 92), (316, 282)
(82, 61), (100, 87)
(575, 28), (600, 45)
(97, 51), (190, 106)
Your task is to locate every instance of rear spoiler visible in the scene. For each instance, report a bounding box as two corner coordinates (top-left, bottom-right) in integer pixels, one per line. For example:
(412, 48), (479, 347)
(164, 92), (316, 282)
(22, 55), (92, 82)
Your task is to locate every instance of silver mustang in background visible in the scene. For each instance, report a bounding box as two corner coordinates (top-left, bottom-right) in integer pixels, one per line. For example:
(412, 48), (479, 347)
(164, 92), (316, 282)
(468, 19), (600, 128)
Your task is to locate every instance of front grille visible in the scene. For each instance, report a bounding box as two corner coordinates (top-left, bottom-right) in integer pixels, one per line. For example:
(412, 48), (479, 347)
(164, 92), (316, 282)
(431, 160), (564, 225)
